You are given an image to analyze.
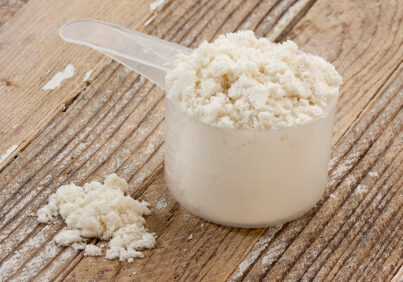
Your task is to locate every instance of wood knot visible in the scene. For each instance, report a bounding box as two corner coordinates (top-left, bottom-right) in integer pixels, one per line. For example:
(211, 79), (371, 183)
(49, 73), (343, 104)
(0, 78), (17, 87)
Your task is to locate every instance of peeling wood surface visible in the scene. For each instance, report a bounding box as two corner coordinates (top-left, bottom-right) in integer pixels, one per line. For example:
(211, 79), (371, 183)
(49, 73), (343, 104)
(0, 0), (402, 281)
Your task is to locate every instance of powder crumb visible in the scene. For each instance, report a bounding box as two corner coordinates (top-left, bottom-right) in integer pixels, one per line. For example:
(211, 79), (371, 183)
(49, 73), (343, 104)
(355, 184), (367, 195)
(368, 171), (378, 178)
(54, 230), (84, 246)
(84, 245), (102, 256)
(187, 234), (193, 241)
(42, 64), (75, 90)
(37, 173), (155, 262)
(166, 30), (342, 130)
(127, 258), (134, 263)
(71, 243), (86, 250)
(155, 198), (167, 209)
(201, 223), (205, 228)
(132, 271), (136, 275)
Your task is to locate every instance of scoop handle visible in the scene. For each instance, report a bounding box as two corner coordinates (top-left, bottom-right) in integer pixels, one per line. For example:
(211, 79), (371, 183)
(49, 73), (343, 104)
(59, 19), (191, 89)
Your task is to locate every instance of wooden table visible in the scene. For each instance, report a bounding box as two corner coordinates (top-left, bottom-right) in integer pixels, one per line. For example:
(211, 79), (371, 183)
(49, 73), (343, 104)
(0, 0), (401, 281)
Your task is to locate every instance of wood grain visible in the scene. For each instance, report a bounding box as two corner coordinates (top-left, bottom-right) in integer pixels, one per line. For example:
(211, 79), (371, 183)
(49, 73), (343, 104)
(0, 0), (157, 171)
(0, 0), (29, 27)
(0, 0), (401, 281)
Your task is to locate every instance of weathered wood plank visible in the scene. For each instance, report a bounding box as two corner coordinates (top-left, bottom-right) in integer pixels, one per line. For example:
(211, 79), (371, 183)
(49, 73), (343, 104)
(0, 0), (157, 171)
(391, 264), (403, 282)
(288, 0), (403, 144)
(240, 63), (402, 281)
(230, 0), (403, 279)
(350, 211), (402, 281)
(0, 0), (29, 27)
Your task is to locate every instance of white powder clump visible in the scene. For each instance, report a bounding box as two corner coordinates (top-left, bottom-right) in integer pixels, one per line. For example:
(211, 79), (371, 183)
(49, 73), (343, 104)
(84, 244), (102, 256)
(42, 64), (75, 90)
(54, 230), (83, 246)
(71, 243), (86, 250)
(37, 174), (155, 262)
(166, 30), (343, 129)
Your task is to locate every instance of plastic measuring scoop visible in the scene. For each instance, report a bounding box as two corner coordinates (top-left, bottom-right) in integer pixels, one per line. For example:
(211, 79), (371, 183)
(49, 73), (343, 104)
(59, 19), (192, 89)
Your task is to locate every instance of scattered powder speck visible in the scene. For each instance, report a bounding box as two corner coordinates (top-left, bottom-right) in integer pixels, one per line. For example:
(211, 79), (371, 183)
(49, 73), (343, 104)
(132, 271), (136, 275)
(71, 243), (86, 250)
(150, 0), (166, 11)
(368, 171), (379, 178)
(0, 225), (56, 281)
(123, 66), (131, 74)
(188, 234), (193, 241)
(201, 223), (205, 228)
(267, 0), (308, 41)
(127, 258), (134, 263)
(355, 184), (367, 195)
(0, 144), (18, 165)
(328, 152), (360, 186)
(155, 198), (167, 209)
(261, 244), (283, 266)
(12, 124), (18, 129)
(229, 225), (283, 281)
(31, 247), (76, 282)
(82, 69), (93, 82)
(42, 64), (75, 90)
(373, 193), (383, 206)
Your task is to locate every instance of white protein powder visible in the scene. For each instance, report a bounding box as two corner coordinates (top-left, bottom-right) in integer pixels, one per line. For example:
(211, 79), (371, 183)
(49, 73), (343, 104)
(166, 30), (342, 129)
(84, 244), (102, 256)
(37, 174), (155, 262)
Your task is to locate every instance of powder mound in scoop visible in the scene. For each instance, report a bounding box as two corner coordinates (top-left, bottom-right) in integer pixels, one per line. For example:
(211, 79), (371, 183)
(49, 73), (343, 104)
(166, 30), (343, 129)
(37, 174), (155, 262)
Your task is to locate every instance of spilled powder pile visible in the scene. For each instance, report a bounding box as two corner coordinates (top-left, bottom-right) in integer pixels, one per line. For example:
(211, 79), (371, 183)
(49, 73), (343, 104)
(37, 174), (155, 262)
(166, 30), (343, 129)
